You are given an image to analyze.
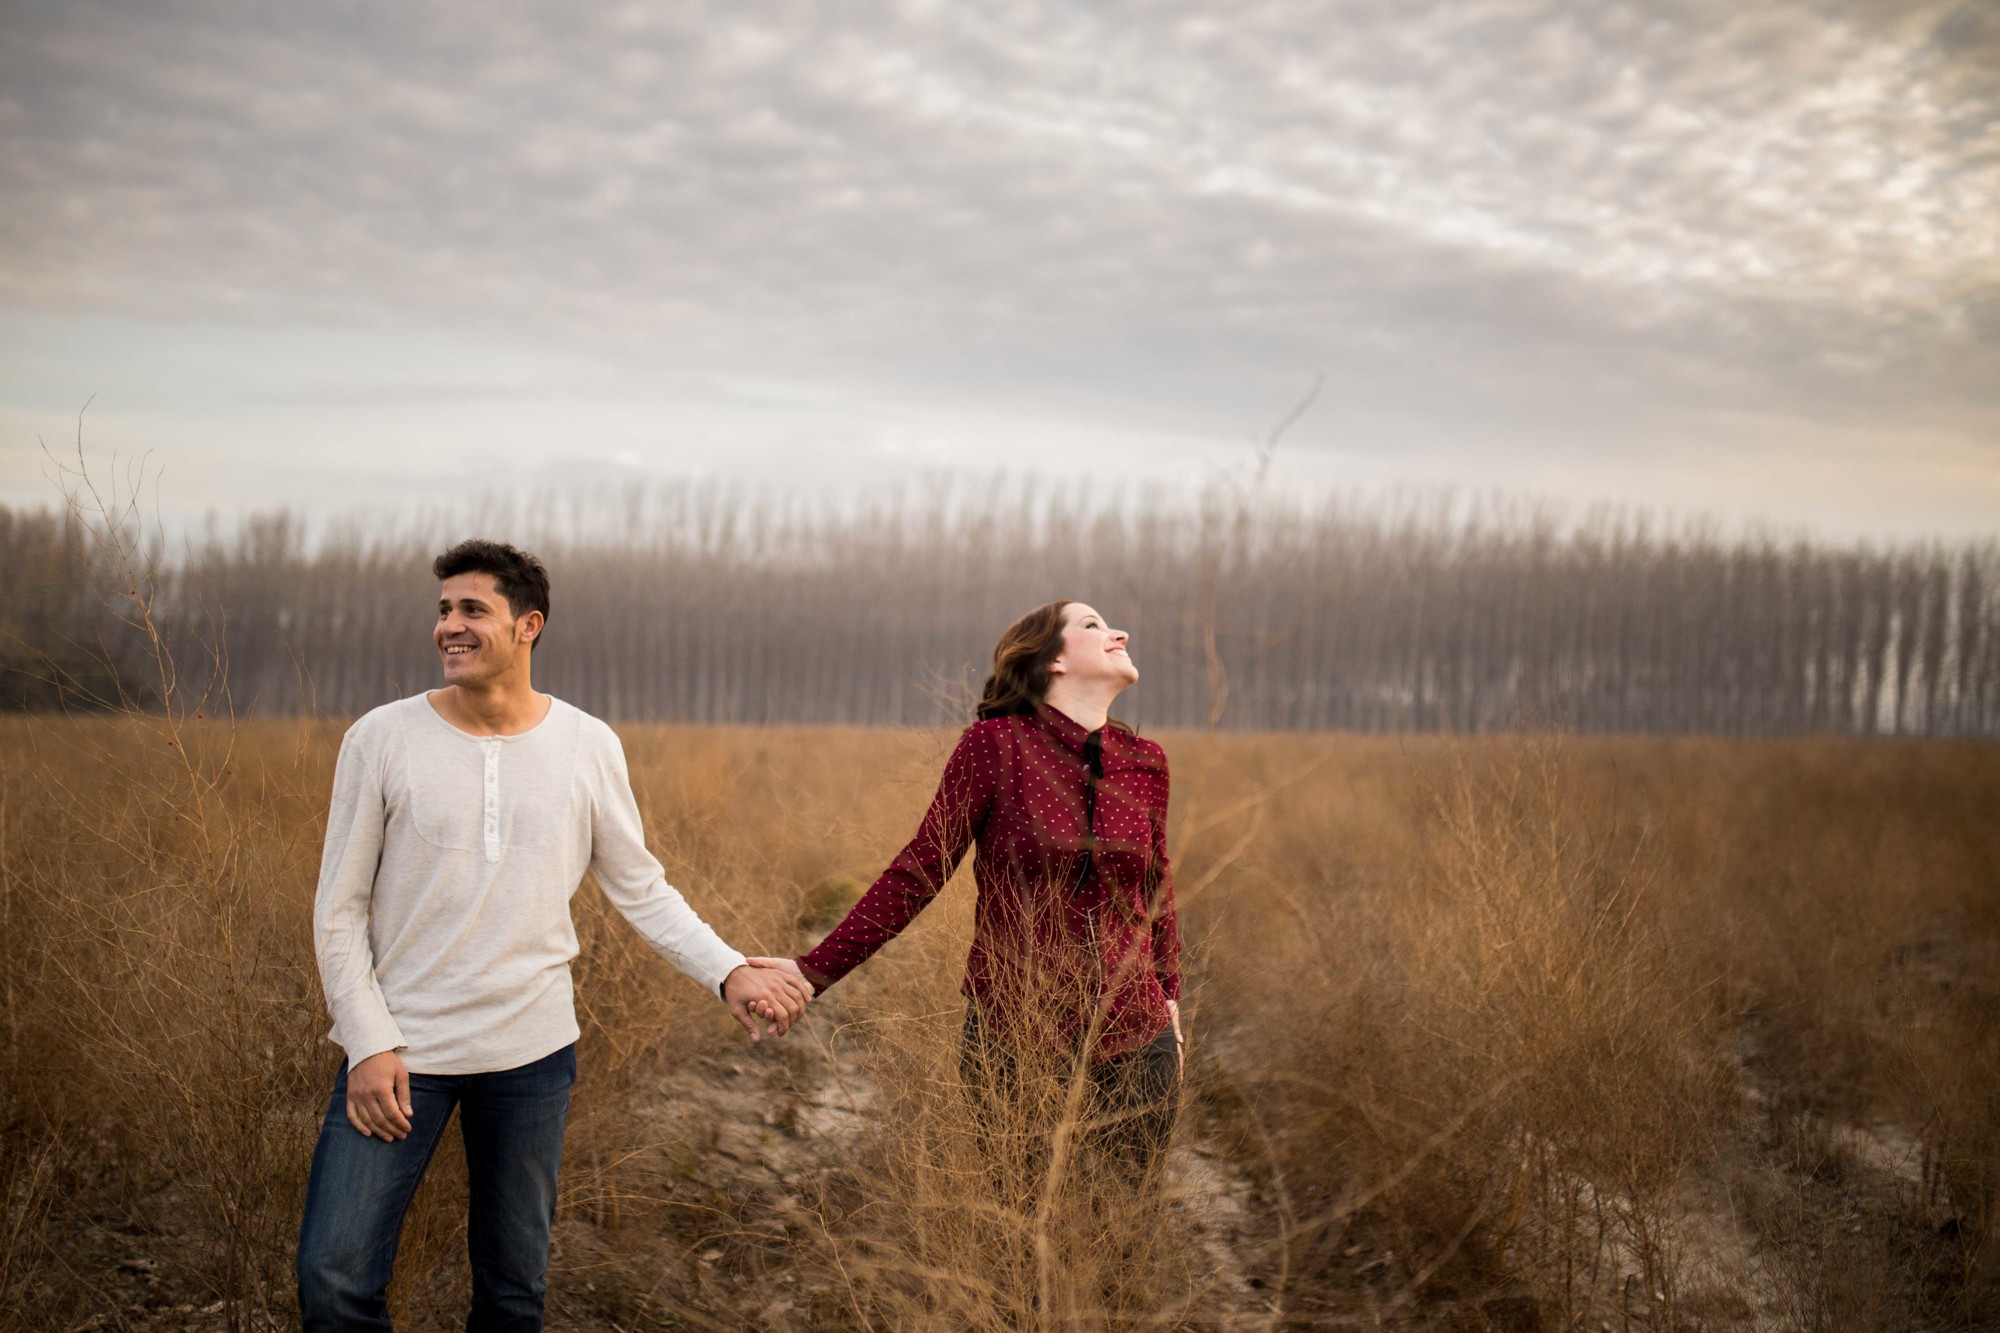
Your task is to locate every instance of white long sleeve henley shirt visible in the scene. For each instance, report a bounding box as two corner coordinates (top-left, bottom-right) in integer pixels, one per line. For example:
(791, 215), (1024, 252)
(312, 693), (747, 1074)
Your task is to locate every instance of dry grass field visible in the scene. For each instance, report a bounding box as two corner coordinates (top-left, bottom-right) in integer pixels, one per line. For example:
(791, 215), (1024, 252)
(2, 714), (1996, 1331)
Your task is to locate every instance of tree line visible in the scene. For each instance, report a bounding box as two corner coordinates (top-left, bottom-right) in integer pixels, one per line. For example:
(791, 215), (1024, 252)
(3, 481), (1995, 736)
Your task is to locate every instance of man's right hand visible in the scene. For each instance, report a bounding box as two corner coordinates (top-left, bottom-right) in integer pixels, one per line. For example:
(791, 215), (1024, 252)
(346, 1050), (414, 1140)
(724, 962), (814, 1041)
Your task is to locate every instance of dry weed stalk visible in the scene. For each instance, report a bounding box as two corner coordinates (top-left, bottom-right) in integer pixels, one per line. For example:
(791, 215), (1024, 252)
(7, 722), (1999, 1330)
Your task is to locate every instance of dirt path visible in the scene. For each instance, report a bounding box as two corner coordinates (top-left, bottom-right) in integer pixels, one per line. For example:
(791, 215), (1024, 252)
(563, 999), (1287, 1331)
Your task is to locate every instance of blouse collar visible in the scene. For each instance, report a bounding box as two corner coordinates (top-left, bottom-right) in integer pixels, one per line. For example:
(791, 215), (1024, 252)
(1031, 702), (1102, 755)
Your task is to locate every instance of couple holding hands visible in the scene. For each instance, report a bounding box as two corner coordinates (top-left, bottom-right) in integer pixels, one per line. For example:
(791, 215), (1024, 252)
(297, 539), (1183, 1331)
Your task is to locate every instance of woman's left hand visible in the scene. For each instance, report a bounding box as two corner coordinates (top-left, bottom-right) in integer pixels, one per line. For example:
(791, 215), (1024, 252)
(1167, 999), (1184, 1078)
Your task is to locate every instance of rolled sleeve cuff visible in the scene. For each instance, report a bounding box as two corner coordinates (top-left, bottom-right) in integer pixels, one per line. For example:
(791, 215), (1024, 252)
(702, 946), (750, 1002)
(332, 1006), (407, 1070)
(794, 945), (854, 993)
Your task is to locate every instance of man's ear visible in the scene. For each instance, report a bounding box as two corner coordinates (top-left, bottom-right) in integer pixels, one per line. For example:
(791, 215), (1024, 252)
(518, 610), (544, 646)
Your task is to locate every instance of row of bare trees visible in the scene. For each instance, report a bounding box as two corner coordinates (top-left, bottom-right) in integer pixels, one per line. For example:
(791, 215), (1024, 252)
(3, 481), (1996, 735)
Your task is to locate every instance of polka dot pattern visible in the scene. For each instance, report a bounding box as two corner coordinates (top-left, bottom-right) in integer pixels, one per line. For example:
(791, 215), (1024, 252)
(797, 704), (1180, 1058)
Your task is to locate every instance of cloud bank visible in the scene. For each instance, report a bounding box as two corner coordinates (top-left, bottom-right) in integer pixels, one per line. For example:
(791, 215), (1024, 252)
(2, 0), (1996, 536)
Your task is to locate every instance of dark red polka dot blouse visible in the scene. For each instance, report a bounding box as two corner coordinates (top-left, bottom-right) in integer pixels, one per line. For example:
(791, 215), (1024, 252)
(797, 704), (1181, 1059)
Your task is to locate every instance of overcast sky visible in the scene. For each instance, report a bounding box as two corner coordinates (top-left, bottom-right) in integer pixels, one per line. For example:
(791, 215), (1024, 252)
(3, 0), (1997, 542)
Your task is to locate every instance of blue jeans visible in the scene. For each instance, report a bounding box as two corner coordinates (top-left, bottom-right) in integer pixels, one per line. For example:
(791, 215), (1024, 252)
(295, 1044), (576, 1332)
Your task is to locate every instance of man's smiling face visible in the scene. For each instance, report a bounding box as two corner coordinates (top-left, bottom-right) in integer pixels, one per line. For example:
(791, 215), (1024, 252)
(435, 571), (533, 686)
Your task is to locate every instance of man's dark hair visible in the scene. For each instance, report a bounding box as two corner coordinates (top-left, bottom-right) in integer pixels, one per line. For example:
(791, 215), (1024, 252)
(433, 540), (552, 648)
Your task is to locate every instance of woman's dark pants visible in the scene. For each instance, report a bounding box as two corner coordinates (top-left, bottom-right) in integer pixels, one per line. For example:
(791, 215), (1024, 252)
(959, 1002), (1180, 1186)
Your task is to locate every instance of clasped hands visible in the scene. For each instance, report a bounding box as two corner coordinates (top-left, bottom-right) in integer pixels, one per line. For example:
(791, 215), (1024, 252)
(724, 956), (815, 1043)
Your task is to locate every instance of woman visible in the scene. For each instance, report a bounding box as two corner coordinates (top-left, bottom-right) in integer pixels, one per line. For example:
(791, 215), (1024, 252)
(795, 600), (1184, 1182)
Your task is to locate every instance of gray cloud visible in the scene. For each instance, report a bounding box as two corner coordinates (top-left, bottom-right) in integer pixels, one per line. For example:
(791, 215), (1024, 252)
(1, 0), (1996, 523)
(244, 381), (582, 407)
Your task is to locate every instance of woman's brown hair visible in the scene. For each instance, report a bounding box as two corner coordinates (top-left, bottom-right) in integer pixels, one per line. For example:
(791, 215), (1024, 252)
(974, 600), (1132, 732)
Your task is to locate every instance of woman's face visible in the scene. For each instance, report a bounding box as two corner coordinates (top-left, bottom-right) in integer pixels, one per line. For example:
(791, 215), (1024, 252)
(1050, 602), (1138, 689)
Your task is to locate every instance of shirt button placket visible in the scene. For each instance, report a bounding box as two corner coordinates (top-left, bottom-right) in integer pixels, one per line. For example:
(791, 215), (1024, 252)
(483, 740), (501, 863)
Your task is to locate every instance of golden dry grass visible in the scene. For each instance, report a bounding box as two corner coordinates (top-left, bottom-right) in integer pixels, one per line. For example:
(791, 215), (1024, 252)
(2, 715), (1997, 1331)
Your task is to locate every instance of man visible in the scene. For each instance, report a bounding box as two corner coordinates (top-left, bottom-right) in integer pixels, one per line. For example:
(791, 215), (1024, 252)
(296, 539), (812, 1332)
